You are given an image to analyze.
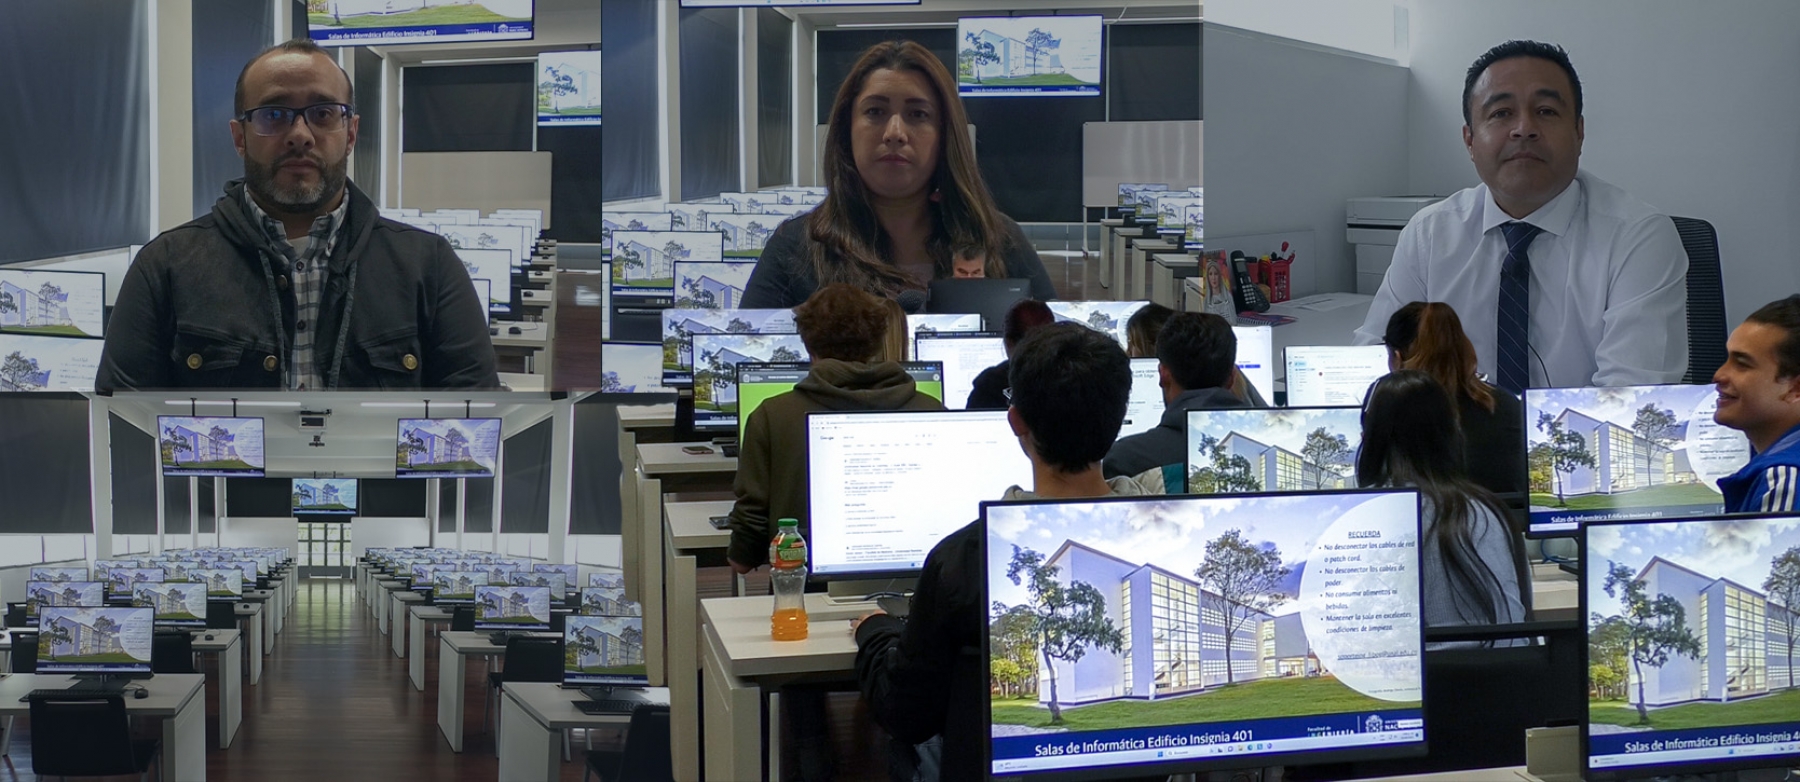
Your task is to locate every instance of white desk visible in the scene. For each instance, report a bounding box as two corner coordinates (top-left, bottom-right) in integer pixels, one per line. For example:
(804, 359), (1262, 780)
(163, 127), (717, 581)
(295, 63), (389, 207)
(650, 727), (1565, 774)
(1150, 251), (1200, 309)
(410, 604), (455, 691)
(437, 630), (556, 752)
(376, 580), (408, 635)
(500, 372), (547, 392)
(1127, 237), (1179, 301)
(630, 442), (737, 687)
(699, 593), (869, 782)
(235, 602), (265, 684)
(1098, 218), (1127, 290)
(663, 497), (735, 782)
(243, 589), (276, 649)
(616, 406), (675, 608)
(618, 403), (675, 430)
(497, 682), (671, 782)
(0, 673), (207, 782)
(192, 628), (245, 748)
(393, 590), (427, 658)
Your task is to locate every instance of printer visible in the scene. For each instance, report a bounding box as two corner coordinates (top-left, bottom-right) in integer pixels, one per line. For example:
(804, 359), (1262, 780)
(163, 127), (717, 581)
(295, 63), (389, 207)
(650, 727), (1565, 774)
(1346, 196), (1444, 294)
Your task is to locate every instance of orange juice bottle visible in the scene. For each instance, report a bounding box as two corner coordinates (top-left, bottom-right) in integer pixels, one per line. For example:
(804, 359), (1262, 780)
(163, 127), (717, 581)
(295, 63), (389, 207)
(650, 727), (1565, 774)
(769, 518), (809, 641)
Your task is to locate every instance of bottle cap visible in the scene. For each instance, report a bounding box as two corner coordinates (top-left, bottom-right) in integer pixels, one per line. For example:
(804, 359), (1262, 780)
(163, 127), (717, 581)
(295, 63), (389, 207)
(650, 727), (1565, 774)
(777, 518), (799, 527)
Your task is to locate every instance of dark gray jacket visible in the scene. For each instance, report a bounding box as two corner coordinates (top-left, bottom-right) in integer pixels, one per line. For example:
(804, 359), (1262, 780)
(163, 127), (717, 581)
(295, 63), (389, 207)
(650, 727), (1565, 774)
(739, 213), (1056, 309)
(96, 180), (499, 391)
(1102, 386), (1250, 479)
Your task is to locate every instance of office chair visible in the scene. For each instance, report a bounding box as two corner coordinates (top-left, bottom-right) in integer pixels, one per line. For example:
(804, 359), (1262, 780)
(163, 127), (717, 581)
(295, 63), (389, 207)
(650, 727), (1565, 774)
(10, 631), (39, 673)
(151, 630), (197, 675)
(583, 703), (674, 782)
(205, 600), (237, 630)
(451, 606), (475, 632)
(486, 636), (565, 750)
(28, 694), (162, 781)
(550, 608), (573, 634)
(1671, 216), (1727, 384)
(3, 603), (24, 628)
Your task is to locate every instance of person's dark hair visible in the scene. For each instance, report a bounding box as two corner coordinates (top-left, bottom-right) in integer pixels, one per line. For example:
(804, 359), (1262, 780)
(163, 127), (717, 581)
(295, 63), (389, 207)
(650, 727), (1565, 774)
(235, 38), (355, 117)
(809, 40), (1012, 295)
(1156, 312), (1236, 391)
(1125, 303), (1175, 358)
(1461, 40), (1581, 126)
(1357, 370), (1529, 625)
(793, 283), (890, 362)
(1384, 302), (1495, 412)
(1008, 323), (1131, 473)
(1745, 295), (1800, 379)
(1001, 299), (1055, 353)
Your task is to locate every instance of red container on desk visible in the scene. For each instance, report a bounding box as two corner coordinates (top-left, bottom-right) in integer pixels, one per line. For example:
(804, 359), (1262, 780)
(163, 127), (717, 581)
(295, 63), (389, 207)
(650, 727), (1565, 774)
(1269, 259), (1292, 302)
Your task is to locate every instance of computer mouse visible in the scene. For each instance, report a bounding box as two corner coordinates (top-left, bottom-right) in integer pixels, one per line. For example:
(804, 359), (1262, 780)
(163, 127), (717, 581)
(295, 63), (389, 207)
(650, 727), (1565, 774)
(489, 327), (499, 335)
(133, 688), (148, 699)
(204, 634), (215, 641)
(508, 326), (523, 335)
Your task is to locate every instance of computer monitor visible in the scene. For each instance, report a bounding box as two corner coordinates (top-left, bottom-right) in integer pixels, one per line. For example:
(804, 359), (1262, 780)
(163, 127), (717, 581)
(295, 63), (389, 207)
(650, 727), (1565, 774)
(1119, 183), (1170, 209)
(508, 570), (566, 597)
(132, 581), (208, 629)
(1183, 204), (1203, 248)
(0, 331), (106, 391)
(530, 564), (580, 583)
(926, 278), (1030, 330)
(661, 307), (797, 386)
(807, 409), (1034, 579)
(1524, 384), (1750, 537)
(160, 560), (203, 583)
(562, 615), (649, 687)
(601, 342), (671, 394)
(600, 212), (675, 252)
(1283, 345), (1389, 407)
(1583, 513), (1800, 779)
(588, 570), (626, 589)
(673, 259), (756, 309)
(24, 581), (104, 619)
(196, 569), (246, 600)
(906, 313), (984, 356)
(219, 560), (259, 585)
(704, 214), (778, 258)
(482, 564), (522, 585)
(1154, 194), (1202, 231)
(732, 361), (945, 441)
(1233, 325), (1274, 403)
(439, 224), (530, 275)
(29, 567), (88, 582)
(473, 586), (552, 632)
(982, 489), (1427, 777)
(454, 247), (516, 317)
(1048, 301), (1149, 349)
(91, 559), (139, 572)
(1120, 358), (1163, 438)
(410, 563), (444, 592)
(611, 231), (725, 299)
(107, 568), (165, 597)
(431, 571), (489, 605)
(157, 416), (265, 477)
(1187, 407), (1363, 494)
(913, 332), (1007, 411)
(579, 587), (643, 617)
(36, 606), (156, 678)
(689, 333), (810, 428)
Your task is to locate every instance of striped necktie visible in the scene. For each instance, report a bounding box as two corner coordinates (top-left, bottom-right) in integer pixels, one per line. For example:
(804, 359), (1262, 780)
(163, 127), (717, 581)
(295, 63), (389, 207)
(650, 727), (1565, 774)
(1496, 221), (1543, 394)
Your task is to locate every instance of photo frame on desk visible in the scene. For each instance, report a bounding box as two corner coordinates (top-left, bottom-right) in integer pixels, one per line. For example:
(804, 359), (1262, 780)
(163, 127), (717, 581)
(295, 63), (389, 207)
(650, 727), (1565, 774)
(1196, 251), (1238, 322)
(1204, 229), (1317, 305)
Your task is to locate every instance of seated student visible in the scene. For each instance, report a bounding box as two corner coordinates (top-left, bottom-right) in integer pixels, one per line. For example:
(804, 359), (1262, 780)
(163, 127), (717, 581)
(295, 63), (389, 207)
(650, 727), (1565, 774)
(1125, 302), (1175, 358)
(1712, 295), (1800, 512)
(964, 299), (1056, 410)
(853, 323), (1153, 781)
(951, 244), (986, 279)
(1358, 370), (1529, 630)
(1382, 301), (1526, 496)
(727, 284), (945, 574)
(878, 296), (910, 363)
(1103, 312), (1248, 480)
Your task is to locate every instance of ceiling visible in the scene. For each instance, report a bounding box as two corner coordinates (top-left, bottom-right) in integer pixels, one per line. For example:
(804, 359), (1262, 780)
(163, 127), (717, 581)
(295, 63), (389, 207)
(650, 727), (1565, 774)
(100, 391), (571, 479)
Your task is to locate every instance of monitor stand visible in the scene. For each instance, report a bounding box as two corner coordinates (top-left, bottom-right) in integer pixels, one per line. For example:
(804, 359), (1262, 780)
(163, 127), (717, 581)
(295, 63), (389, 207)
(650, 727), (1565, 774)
(824, 577), (918, 606)
(712, 436), (738, 458)
(66, 674), (137, 696)
(577, 685), (652, 703)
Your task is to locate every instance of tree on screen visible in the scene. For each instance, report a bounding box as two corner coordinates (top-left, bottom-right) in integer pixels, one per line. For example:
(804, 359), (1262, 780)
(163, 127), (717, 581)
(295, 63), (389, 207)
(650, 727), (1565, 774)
(1194, 530), (1289, 685)
(1007, 545), (1122, 724)
(399, 431), (427, 467)
(1024, 29), (1060, 76)
(1, 351), (43, 391)
(1766, 546), (1800, 691)
(989, 602), (1040, 699)
(1536, 412), (1595, 507)
(1587, 612), (1632, 700)
(1603, 561), (1701, 724)
(663, 241), (690, 264)
(441, 428), (469, 461)
(768, 345), (804, 363)
(44, 621), (71, 660)
(1527, 442), (1554, 495)
(539, 66), (577, 113)
(1630, 404), (1680, 487)
(960, 33), (999, 83)
(725, 317), (754, 334)
(1301, 428), (1353, 489)
(600, 371), (629, 393)
(617, 245), (644, 274)
(1188, 433), (1260, 494)
(0, 289), (15, 316)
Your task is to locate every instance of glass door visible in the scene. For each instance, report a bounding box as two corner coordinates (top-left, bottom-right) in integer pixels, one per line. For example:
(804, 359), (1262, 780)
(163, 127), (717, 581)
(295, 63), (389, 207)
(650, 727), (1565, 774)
(298, 519), (352, 578)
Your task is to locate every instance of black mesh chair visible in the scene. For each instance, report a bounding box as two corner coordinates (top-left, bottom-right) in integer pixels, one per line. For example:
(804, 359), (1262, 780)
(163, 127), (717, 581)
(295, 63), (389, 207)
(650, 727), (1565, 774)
(3, 603), (24, 628)
(1672, 216), (1727, 384)
(583, 704), (674, 782)
(550, 608), (573, 635)
(205, 600), (237, 630)
(9, 631), (39, 673)
(450, 606), (475, 632)
(151, 630), (196, 675)
(485, 636), (565, 744)
(28, 694), (162, 781)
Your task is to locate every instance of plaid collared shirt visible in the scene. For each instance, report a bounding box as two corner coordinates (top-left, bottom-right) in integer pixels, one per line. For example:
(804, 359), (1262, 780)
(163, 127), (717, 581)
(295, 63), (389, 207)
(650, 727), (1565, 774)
(240, 191), (348, 390)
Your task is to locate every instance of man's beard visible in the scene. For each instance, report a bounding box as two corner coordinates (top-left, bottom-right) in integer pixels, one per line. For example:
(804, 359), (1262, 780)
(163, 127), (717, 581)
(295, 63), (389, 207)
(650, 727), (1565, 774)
(244, 152), (348, 214)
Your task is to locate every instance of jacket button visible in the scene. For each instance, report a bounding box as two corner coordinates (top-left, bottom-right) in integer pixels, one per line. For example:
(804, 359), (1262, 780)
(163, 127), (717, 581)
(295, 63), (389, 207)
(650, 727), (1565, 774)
(186, 354), (202, 370)
(263, 356), (278, 372)
(277, 276), (289, 290)
(402, 354), (419, 371)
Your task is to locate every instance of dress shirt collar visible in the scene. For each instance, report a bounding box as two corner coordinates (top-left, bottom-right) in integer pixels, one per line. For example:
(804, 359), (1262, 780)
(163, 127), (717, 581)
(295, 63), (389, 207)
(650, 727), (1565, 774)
(1478, 169), (1584, 238)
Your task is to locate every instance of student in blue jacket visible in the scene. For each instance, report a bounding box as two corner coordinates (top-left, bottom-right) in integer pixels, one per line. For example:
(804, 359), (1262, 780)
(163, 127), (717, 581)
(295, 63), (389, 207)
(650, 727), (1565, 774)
(1713, 295), (1800, 512)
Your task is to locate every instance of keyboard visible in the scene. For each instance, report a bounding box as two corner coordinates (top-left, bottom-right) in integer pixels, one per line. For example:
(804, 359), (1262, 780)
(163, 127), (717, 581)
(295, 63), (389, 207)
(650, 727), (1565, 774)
(487, 631), (526, 645)
(572, 699), (641, 716)
(19, 686), (125, 702)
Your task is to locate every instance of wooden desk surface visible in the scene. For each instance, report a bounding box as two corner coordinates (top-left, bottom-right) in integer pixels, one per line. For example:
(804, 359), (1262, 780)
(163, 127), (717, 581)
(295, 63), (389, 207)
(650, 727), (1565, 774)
(637, 442), (738, 475)
(503, 681), (671, 730)
(666, 498), (735, 551)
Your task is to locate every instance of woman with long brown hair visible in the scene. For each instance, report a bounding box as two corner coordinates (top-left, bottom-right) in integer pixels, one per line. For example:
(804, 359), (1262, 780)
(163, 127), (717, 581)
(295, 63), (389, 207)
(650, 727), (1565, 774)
(1383, 301), (1526, 496)
(740, 40), (1055, 308)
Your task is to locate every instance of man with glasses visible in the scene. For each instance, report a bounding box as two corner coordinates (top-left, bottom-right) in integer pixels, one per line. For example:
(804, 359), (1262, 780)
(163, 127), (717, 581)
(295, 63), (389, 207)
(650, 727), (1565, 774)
(98, 39), (497, 390)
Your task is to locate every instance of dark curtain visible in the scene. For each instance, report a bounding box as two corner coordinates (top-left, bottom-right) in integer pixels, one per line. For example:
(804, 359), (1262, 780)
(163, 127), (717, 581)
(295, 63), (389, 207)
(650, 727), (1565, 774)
(111, 413), (158, 535)
(1110, 24), (1201, 121)
(0, 395), (92, 533)
(196, 477), (216, 533)
(192, 0), (274, 220)
(362, 479), (427, 517)
(756, 8), (793, 188)
(353, 47), (385, 193)
(542, 125), (605, 242)
(161, 476), (192, 535)
(601, 0), (659, 201)
(224, 477), (290, 517)
(500, 419), (553, 533)
(464, 478), (495, 533)
(814, 29), (954, 124)
(403, 63), (534, 152)
(679, 8), (739, 201)
(437, 479), (458, 533)
(0, 1), (149, 263)
(568, 399), (621, 535)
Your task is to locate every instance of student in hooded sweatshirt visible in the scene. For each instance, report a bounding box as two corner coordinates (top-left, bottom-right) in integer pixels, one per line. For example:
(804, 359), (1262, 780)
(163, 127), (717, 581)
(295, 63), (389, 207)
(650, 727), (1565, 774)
(1713, 295), (1800, 513)
(727, 282), (946, 573)
(1102, 311), (1250, 481)
(853, 322), (1154, 781)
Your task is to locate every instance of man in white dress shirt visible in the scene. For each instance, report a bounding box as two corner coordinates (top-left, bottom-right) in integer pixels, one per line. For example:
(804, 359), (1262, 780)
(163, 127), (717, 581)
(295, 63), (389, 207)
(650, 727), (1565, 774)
(1355, 40), (1687, 390)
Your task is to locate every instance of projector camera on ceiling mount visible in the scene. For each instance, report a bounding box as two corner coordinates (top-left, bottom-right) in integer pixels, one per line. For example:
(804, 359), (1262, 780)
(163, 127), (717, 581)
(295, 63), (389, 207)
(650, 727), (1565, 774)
(299, 410), (332, 431)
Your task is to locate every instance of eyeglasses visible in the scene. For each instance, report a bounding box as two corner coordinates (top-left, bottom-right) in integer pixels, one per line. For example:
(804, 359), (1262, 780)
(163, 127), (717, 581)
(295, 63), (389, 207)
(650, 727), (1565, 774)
(239, 103), (353, 137)
(1002, 387), (1013, 403)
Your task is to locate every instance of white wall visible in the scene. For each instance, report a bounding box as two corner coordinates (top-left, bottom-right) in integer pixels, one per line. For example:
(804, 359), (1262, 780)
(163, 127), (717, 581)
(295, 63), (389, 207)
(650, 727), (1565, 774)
(1207, 0), (1410, 63)
(1401, 0), (1800, 326)
(346, 517), (432, 558)
(0, 553), (91, 607)
(219, 517), (302, 553)
(570, 534), (622, 568)
(1203, 25), (1412, 297)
